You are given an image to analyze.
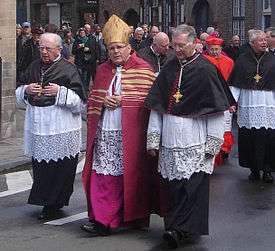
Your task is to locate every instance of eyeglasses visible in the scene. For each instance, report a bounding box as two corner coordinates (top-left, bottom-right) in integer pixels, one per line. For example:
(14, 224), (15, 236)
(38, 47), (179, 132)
(171, 42), (192, 50)
(108, 45), (128, 52)
(38, 46), (59, 52)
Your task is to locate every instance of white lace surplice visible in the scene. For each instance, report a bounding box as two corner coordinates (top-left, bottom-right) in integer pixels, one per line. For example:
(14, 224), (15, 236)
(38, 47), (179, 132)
(147, 111), (224, 180)
(92, 67), (124, 176)
(230, 86), (275, 129)
(16, 85), (84, 163)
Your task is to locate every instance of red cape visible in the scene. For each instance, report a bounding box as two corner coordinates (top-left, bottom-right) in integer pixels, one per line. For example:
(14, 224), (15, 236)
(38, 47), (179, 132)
(82, 53), (168, 222)
(204, 54), (234, 81)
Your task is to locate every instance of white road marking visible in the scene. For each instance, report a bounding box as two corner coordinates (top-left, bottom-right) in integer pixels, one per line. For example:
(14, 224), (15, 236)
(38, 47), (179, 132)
(44, 211), (88, 226)
(0, 170), (33, 198)
(0, 158), (85, 198)
(76, 158), (85, 174)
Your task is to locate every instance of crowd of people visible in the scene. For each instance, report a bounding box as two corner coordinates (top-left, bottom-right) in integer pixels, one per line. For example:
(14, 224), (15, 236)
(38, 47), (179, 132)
(15, 15), (275, 249)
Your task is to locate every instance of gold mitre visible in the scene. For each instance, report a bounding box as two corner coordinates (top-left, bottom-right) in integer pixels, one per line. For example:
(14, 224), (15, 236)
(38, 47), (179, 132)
(102, 15), (131, 46)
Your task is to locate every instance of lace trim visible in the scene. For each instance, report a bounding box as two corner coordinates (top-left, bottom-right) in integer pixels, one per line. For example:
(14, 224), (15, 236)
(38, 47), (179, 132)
(92, 128), (123, 176)
(238, 106), (275, 129)
(147, 131), (161, 150)
(158, 145), (214, 181)
(57, 86), (68, 106)
(27, 130), (81, 163)
(205, 135), (223, 156)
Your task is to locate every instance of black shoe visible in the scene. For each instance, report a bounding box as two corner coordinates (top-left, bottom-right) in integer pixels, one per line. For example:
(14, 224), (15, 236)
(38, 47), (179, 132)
(262, 172), (274, 183)
(163, 230), (180, 249)
(81, 222), (96, 233)
(248, 171), (261, 181)
(37, 206), (62, 220)
(81, 222), (110, 237)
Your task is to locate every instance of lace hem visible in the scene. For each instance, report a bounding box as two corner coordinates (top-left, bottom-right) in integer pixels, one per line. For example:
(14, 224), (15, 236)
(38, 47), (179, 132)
(92, 128), (123, 176)
(158, 145), (214, 181)
(147, 131), (161, 150)
(205, 135), (223, 156)
(238, 106), (275, 129)
(26, 130), (81, 163)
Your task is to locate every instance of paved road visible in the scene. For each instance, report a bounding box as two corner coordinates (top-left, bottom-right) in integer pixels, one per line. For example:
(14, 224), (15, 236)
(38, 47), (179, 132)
(0, 150), (275, 251)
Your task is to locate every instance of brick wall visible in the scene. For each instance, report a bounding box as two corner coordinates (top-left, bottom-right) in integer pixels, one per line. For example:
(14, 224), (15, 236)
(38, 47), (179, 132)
(0, 0), (17, 139)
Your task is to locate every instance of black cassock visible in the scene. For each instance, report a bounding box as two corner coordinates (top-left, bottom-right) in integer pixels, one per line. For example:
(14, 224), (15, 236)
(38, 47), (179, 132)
(17, 58), (85, 207)
(145, 53), (234, 235)
(229, 49), (275, 173)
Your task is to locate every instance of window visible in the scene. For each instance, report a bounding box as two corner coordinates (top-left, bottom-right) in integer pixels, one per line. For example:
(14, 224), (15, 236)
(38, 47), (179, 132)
(232, 0), (245, 44)
(176, 0), (185, 25)
(263, 0), (271, 11)
(262, 0), (271, 29)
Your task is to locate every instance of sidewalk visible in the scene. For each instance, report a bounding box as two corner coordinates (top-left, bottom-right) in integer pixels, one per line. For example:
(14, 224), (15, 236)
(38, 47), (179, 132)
(0, 109), (87, 174)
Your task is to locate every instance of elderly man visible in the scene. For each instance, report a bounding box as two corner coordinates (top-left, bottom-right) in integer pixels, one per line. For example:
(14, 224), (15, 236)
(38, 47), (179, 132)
(145, 24), (234, 248)
(82, 15), (167, 237)
(223, 35), (241, 61)
(16, 33), (86, 220)
(204, 36), (235, 166)
(129, 27), (144, 51)
(199, 32), (209, 51)
(138, 32), (170, 75)
(229, 30), (275, 183)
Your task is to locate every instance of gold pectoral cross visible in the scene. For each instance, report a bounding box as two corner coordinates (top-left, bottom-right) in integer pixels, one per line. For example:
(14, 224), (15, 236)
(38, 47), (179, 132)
(254, 74), (262, 83)
(173, 90), (183, 103)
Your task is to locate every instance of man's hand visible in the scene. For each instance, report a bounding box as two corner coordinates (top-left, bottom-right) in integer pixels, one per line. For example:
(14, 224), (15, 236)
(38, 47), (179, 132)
(113, 95), (122, 107)
(104, 95), (121, 109)
(229, 105), (236, 113)
(42, 83), (59, 96)
(205, 153), (214, 159)
(147, 149), (158, 157)
(25, 83), (42, 95)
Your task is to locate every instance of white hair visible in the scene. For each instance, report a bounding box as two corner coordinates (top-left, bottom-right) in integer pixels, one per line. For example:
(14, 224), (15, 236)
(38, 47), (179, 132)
(206, 26), (215, 35)
(135, 27), (144, 34)
(171, 24), (197, 43)
(40, 32), (62, 48)
(249, 30), (265, 43)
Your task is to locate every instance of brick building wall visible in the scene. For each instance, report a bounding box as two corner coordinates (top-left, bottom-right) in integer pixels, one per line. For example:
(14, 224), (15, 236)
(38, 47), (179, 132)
(0, 0), (17, 139)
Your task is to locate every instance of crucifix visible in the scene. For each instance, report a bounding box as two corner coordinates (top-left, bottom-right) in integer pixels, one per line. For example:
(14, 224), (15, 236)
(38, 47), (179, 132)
(253, 73), (262, 83)
(173, 90), (183, 103)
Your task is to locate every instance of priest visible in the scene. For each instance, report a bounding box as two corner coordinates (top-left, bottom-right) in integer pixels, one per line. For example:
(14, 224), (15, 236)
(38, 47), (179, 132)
(81, 15), (167, 237)
(145, 24), (234, 249)
(229, 29), (275, 183)
(16, 32), (86, 220)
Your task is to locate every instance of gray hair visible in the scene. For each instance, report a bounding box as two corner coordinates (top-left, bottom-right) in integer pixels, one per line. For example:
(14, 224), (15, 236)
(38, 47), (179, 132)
(40, 32), (62, 48)
(248, 29), (265, 43)
(171, 24), (197, 43)
(206, 26), (215, 35)
(135, 27), (144, 34)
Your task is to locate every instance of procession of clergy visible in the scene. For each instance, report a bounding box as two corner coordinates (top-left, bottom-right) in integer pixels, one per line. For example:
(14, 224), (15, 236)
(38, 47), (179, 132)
(16, 14), (275, 249)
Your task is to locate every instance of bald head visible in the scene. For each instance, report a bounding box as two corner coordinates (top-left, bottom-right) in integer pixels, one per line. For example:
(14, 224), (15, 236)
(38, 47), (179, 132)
(152, 32), (170, 55)
(200, 32), (209, 46)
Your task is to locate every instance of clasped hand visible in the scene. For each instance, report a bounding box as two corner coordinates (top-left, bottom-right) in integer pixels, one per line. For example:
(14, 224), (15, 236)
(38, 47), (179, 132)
(25, 83), (59, 96)
(103, 95), (121, 109)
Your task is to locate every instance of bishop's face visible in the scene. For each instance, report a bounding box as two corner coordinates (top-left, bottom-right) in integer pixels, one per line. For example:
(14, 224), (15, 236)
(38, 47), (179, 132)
(108, 42), (131, 65)
(39, 37), (61, 64)
(251, 34), (268, 54)
(172, 33), (196, 60)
